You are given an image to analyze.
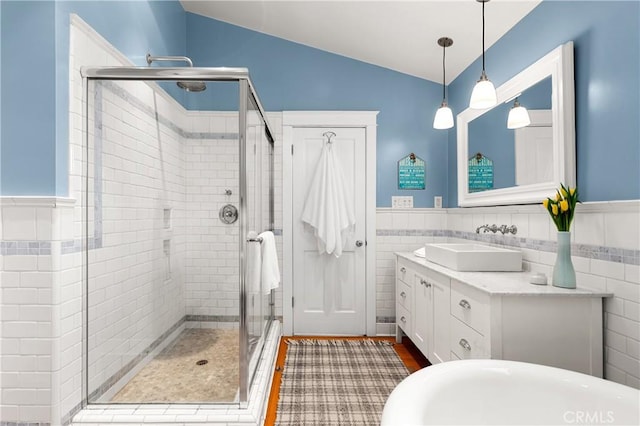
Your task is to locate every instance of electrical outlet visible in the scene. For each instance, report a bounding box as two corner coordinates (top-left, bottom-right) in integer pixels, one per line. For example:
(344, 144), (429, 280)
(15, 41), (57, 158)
(392, 196), (414, 209)
(434, 196), (443, 209)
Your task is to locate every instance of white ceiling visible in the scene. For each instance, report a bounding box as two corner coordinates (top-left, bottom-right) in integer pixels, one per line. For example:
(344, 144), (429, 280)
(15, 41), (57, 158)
(180, 0), (541, 84)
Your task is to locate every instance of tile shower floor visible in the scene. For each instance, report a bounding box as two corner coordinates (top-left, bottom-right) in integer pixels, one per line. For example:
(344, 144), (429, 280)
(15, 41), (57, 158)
(73, 322), (281, 425)
(111, 328), (239, 403)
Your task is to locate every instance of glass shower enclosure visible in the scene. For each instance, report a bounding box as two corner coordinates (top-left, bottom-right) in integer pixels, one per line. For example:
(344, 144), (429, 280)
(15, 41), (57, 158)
(80, 66), (275, 405)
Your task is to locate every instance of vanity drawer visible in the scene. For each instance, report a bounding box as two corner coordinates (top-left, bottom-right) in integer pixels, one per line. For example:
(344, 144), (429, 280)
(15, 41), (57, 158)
(396, 279), (412, 311)
(397, 259), (413, 284)
(450, 279), (490, 335)
(450, 316), (489, 360)
(397, 304), (411, 335)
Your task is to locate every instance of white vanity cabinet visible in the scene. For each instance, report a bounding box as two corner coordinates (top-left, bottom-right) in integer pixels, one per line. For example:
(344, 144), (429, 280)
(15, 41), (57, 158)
(395, 253), (609, 377)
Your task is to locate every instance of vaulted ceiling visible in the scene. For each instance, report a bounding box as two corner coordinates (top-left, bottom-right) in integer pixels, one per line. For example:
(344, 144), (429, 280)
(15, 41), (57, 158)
(181, 0), (542, 84)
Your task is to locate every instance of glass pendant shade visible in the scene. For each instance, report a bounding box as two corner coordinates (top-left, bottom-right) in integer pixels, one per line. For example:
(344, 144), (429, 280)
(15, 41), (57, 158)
(470, 73), (497, 109)
(433, 102), (454, 130)
(507, 99), (531, 129)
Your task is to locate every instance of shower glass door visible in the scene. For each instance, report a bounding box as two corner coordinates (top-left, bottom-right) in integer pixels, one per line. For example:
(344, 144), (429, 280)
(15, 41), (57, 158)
(241, 81), (275, 399)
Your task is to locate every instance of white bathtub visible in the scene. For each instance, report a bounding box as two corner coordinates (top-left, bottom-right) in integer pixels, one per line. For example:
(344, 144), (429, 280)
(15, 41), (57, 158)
(382, 360), (639, 425)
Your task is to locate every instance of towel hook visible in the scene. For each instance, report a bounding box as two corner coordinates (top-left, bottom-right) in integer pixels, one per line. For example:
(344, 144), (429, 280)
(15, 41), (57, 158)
(322, 131), (336, 144)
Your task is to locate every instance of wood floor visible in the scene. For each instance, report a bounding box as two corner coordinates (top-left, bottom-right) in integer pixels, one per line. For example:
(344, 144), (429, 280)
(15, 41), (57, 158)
(263, 336), (430, 426)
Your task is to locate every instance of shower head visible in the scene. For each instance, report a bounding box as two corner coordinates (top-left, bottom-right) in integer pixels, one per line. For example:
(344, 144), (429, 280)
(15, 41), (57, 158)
(146, 53), (207, 92)
(176, 80), (207, 92)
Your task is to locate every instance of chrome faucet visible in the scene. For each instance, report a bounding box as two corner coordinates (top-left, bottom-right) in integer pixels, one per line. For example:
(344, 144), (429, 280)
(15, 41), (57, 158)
(476, 224), (498, 233)
(476, 224), (518, 235)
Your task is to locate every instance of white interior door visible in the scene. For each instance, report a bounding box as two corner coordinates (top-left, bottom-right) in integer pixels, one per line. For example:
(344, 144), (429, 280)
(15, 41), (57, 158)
(292, 127), (366, 335)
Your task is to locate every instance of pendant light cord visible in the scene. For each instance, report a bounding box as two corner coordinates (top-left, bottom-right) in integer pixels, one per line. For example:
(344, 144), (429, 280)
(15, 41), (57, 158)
(442, 43), (446, 101)
(482, 1), (486, 72)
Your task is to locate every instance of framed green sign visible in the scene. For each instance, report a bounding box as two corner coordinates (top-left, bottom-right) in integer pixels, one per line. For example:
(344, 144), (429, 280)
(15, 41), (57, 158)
(398, 153), (425, 190)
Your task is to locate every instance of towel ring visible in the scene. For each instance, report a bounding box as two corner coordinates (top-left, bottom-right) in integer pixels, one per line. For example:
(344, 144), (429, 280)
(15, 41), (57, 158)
(322, 131), (336, 144)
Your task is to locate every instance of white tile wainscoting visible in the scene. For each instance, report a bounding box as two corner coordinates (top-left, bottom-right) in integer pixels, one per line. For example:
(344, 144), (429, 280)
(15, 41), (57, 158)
(375, 201), (640, 389)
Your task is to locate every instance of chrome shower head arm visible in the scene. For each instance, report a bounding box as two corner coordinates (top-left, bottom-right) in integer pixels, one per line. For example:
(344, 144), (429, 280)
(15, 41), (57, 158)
(146, 53), (193, 67)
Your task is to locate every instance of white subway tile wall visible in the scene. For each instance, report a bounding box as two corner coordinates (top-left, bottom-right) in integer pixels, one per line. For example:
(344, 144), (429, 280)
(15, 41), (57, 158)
(184, 114), (240, 319)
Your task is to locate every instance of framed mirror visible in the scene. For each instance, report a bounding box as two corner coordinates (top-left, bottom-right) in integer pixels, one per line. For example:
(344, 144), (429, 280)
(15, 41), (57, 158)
(457, 42), (575, 207)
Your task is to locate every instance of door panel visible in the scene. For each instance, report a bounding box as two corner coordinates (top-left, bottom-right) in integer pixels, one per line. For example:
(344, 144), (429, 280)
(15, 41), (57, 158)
(292, 127), (366, 335)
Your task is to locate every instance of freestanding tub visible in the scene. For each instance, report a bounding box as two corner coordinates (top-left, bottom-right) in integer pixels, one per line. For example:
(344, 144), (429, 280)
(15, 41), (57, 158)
(382, 360), (639, 425)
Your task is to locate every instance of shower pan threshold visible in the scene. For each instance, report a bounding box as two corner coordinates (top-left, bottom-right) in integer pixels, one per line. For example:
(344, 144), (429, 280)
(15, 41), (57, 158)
(71, 321), (281, 426)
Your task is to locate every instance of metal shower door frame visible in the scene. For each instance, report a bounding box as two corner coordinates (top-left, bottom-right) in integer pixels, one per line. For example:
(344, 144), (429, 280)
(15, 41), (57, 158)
(80, 66), (275, 407)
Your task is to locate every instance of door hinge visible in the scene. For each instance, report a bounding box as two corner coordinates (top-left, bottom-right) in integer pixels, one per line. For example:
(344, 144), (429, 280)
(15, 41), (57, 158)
(291, 145), (294, 155)
(291, 297), (295, 308)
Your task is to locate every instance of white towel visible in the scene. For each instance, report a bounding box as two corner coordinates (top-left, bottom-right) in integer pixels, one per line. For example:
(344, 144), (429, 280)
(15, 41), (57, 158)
(413, 247), (425, 258)
(301, 142), (356, 258)
(259, 231), (280, 295)
(246, 231), (261, 294)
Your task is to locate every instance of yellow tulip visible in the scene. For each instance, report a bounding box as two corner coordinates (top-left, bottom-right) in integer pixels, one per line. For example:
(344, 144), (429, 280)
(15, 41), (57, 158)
(569, 187), (576, 196)
(551, 204), (558, 215)
(560, 200), (569, 212)
(555, 192), (560, 202)
(561, 187), (568, 198)
(542, 199), (549, 208)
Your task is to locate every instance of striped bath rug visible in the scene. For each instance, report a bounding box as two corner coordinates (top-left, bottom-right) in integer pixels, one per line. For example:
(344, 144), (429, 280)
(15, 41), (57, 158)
(275, 339), (410, 425)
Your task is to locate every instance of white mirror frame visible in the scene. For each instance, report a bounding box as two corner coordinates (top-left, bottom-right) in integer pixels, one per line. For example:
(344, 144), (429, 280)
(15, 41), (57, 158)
(457, 42), (575, 207)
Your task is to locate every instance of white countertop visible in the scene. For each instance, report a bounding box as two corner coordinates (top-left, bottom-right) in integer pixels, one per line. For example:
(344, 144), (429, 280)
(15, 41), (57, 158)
(396, 252), (612, 297)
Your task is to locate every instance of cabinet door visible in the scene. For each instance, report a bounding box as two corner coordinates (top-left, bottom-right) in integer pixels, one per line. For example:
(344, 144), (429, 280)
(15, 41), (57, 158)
(430, 277), (451, 364)
(412, 272), (432, 357)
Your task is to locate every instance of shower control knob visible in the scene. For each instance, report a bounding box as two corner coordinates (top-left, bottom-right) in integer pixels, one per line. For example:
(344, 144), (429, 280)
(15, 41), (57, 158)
(219, 204), (238, 224)
(355, 240), (364, 247)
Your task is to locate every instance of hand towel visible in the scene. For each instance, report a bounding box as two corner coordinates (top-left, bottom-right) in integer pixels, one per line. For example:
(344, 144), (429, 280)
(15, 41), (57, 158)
(301, 142), (356, 257)
(259, 231), (280, 295)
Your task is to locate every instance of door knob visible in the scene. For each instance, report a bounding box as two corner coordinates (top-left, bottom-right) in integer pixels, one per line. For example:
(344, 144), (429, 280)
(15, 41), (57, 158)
(355, 240), (364, 247)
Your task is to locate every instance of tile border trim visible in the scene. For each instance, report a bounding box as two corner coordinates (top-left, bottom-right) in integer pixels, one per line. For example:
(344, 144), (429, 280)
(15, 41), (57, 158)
(376, 229), (640, 265)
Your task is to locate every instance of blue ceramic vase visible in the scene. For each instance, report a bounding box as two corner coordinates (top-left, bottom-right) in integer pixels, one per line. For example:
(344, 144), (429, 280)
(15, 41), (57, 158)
(552, 231), (576, 289)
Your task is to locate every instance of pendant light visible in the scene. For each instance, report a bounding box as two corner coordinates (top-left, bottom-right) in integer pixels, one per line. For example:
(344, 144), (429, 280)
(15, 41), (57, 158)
(469, 0), (497, 109)
(507, 97), (531, 129)
(433, 37), (454, 130)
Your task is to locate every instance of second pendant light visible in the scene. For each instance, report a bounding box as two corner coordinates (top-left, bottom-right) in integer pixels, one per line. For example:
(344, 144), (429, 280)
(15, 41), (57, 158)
(470, 0), (497, 109)
(433, 37), (454, 130)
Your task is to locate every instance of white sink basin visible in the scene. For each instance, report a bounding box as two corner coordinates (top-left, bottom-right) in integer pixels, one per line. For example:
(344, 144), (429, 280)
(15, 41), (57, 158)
(424, 243), (522, 272)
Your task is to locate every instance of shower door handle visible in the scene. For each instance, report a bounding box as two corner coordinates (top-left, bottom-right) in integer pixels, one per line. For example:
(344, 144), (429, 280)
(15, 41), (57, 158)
(355, 240), (365, 247)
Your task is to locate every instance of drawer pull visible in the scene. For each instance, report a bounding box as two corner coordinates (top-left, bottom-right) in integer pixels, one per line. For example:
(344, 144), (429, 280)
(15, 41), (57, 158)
(459, 299), (471, 309)
(459, 338), (472, 351)
(400, 316), (407, 323)
(420, 279), (431, 288)
(400, 291), (406, 298)
(400, 267), (406, 273)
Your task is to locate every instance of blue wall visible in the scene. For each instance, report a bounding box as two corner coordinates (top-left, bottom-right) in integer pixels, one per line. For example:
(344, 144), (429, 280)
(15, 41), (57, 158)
(185, 13), (448, 208)
(3, 1), (638, 205)
(0, 0), (186, 195)
(448, 0), (640, 205)
(1, 1), (57, 195)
